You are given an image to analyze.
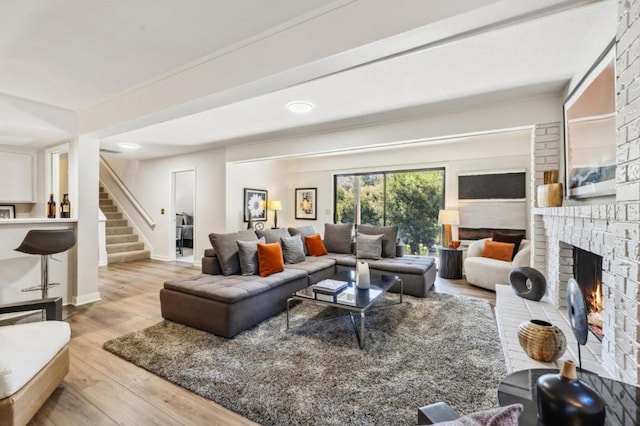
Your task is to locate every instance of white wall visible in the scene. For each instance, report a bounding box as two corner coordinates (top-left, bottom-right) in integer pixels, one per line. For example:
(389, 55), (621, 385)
(284, 130), (533, 238)
(226, 159), (288, 230)
(104, 147), (226, 264)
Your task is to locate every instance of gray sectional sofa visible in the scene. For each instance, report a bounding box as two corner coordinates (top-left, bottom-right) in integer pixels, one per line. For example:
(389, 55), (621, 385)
(160, 224), (436, 338)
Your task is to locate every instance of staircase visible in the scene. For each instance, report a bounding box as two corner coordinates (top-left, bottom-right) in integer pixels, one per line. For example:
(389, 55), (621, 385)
(100, 186), (151, 263)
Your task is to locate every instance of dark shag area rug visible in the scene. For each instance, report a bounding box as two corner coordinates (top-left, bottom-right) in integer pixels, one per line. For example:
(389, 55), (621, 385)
(104, 293), (506, 425)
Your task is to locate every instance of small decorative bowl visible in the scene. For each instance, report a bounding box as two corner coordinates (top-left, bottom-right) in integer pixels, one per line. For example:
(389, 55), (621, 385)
(449, 241), (461, 250)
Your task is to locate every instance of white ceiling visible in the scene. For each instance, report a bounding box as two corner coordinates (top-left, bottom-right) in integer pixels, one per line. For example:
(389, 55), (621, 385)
(0, 1), (617, 159)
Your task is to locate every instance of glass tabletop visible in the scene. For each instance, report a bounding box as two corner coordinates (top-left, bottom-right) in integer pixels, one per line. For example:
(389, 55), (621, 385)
(293, 270), (399, 310)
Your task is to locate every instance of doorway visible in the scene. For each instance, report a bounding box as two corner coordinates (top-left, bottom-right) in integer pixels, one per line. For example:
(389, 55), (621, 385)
(173, 169), (195, 263)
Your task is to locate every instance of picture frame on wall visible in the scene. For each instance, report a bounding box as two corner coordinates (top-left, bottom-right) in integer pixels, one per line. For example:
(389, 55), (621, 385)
(295, 188), (317, 220)
(243, 188), (268, 222)
(0, 205), (15, 219)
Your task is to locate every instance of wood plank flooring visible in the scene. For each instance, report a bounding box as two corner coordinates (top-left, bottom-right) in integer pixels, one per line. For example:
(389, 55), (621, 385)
(4, 259), (495, 425)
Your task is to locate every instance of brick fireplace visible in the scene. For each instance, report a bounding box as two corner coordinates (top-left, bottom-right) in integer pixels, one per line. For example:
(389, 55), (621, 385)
(531, 121), (637, 385)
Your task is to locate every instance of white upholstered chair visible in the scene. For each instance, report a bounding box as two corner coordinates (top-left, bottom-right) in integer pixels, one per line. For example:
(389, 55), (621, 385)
(464, 238), (531, 291)
(0, 298), (70, 426)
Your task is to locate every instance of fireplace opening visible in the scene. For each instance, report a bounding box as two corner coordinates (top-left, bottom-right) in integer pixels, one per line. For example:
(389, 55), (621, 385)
(573, 247), (603, 340)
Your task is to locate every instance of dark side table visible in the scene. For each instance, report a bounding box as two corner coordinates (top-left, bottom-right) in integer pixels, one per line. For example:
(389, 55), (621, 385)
(438, 247), (463, 279)
(497, 368), (640, 425)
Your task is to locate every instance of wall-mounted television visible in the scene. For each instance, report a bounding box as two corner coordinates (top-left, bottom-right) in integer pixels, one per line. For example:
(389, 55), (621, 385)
(564, 41), (616, 199)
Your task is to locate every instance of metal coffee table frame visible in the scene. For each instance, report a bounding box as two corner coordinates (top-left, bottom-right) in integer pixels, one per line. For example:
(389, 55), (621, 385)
(286, 270), (403, 348)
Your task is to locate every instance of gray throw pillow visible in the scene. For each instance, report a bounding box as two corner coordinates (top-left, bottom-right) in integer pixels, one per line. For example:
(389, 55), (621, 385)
(288, 225), (318, 255)
(256, 228), (291, 244)
(356, 233), (383, 260)
(237, 237), (266, 275)
(280, 234), (305, 264)
(435, 403), (522, 425)
(208, 229), (258, 275)
(357, 224), (398, 258)
(324, 223), (353, 254)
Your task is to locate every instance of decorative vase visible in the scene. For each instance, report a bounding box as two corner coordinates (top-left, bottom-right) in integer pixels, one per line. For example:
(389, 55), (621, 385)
(355, 261), (370, 289)
(517, 319), (566, 362)
(536, 360), (605, 425)
(537, 183), (563, 207)
(449, 240), (460, 250)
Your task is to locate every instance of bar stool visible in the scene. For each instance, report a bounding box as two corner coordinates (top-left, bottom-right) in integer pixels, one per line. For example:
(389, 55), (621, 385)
(15, 229), (76, 316)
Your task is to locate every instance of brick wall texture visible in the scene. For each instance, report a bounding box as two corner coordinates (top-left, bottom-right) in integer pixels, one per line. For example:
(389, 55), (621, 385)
(616, 0), (640, 385)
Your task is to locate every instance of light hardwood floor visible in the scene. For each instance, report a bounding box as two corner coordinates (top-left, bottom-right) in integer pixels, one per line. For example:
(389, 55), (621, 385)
(6, 259), (495, 425)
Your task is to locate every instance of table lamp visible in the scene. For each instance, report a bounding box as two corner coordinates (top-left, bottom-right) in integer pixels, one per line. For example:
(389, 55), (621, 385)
(269, 200), (282, 229)
(438, 210), (459, 249)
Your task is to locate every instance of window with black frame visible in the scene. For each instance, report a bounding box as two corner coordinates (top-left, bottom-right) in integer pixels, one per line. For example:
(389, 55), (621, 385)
(334, 168), (445, 254)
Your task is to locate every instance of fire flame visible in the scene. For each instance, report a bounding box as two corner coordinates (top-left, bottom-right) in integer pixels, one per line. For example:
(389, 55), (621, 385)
(587, 280), (603, 313)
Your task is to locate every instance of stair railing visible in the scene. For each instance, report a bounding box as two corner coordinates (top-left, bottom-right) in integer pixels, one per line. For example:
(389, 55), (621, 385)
(100, 156), (156, 228)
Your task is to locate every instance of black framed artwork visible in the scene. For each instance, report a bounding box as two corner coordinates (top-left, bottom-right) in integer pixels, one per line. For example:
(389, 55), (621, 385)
(243, 188), (268, 222)
(295, 188), (317, 220)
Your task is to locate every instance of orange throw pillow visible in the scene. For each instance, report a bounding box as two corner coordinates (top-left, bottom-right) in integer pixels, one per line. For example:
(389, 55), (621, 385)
(257, 242), (285, 277)
(482, 240), (516, 262)
(305, 234), (328, 256)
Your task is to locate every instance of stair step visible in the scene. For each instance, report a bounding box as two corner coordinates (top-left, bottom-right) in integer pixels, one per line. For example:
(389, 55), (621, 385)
(99, 192), (109, 199)
(101, 205), (118, 213)
(99, 199), (113, 206)
(99, 186), (104, 193)
(106, 234), (138, 244)
(104, 212), (122, 220)
(105, 226), (133, 235)
(106, 242), (144, 254)
(106, 219), (128, 227)
(107, 250), (150, 264)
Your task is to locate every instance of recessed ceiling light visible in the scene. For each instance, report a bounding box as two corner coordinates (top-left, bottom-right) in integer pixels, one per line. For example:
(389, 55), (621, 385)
(286, 101), (314, 114)
(118, 142), (141, 150)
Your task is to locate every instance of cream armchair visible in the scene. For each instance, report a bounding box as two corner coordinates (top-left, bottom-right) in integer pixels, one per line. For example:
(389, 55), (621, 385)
(0, 298), (70, 426)
(464, 238), (530, 291)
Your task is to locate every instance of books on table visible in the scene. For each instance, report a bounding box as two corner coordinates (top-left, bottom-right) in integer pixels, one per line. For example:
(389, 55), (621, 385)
(312, 279), (348, 294)
(311, 279), (348, 302)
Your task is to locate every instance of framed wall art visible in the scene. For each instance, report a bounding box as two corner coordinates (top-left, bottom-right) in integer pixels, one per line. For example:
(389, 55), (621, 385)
(0, 205), (15, 219)
(295, 188), (317, 220)
(243, 188), (268, 222)
(564, 40), (616, 198)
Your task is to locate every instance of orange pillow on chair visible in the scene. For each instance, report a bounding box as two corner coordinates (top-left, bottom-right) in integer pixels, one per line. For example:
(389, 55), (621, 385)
(305, 234), (328, 256)
(482, 240), (516, 262)
(257, 242), (285, 277)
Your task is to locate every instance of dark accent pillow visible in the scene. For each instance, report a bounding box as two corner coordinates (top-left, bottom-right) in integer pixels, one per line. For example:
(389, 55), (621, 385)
(357, 224), (398, 258)
(257, 242), (285, 277)
(208, 230), (258, 275)
(324, 223), (353, 254)
(356, 233), (383, 260)
(492, 231), (525, 260)
(182, 212), (193, 225)
(281, 234), (305, 264)
(237, 237), (266, 275)
(288, 226), (318, 255)
(256, 228), (291, 244)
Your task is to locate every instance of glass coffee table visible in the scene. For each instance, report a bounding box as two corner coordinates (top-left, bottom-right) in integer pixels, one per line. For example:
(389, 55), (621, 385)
(286, 270), (402, 348)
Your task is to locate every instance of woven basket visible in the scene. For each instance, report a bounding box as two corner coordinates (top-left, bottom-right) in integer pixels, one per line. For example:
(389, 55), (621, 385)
(517, 319), (567, 362)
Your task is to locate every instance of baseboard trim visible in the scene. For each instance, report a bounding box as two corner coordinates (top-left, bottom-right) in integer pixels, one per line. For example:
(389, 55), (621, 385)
(71, 292), (101, 306)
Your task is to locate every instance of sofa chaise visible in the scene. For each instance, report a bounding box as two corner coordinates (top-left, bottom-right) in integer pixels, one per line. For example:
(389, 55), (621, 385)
(161, 224), (436, 338)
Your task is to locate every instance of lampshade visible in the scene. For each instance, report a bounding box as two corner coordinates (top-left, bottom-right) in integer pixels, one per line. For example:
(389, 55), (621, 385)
(268, 200), (282, 211)
(438, 210), (459, 225)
